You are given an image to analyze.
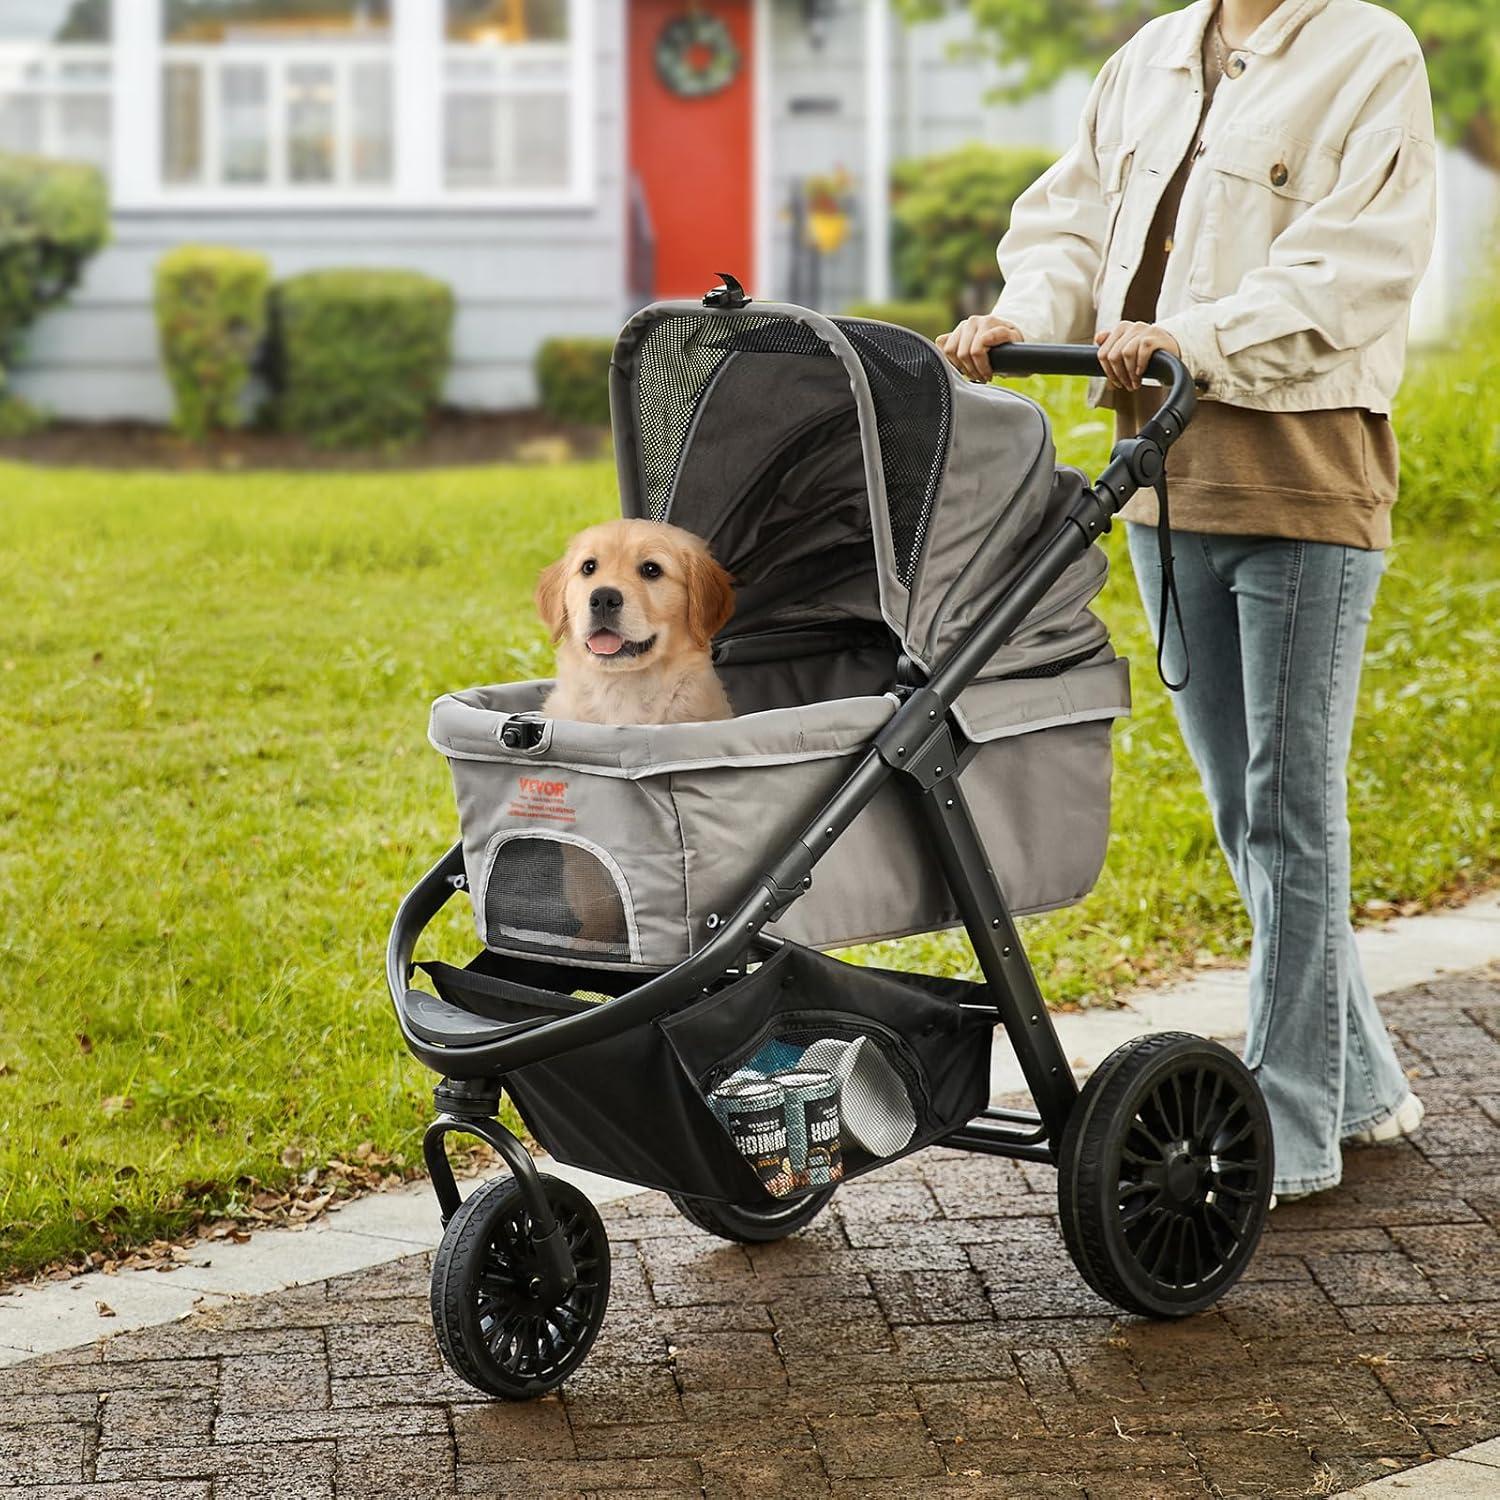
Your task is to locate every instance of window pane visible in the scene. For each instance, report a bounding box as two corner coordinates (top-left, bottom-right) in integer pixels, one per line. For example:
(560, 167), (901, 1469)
(165, 1), (389, 44)
(0, 96), (43, 155)
(58, 92), (109, 167)
(446, 0), (567, 45)
(351, 60), (391, 184)
(221, 62), (269, 183)
(0, 1), (110, 44)
(287, 62), (335, 183)
(444, 90), (567, 191)
(162, 61), (203, 183)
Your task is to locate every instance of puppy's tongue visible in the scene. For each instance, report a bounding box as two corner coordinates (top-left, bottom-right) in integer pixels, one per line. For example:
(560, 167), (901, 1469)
(587, 629), (624, 657)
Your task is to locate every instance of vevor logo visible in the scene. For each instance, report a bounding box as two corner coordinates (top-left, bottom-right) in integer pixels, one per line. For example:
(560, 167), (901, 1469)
(518, 777), (568, 798)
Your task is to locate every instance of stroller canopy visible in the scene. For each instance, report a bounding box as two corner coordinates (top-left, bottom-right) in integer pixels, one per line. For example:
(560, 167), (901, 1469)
(609, 300), (1101, 676)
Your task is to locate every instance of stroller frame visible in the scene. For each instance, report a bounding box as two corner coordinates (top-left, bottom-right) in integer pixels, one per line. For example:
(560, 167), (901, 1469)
(389, 340), (1272, 1399)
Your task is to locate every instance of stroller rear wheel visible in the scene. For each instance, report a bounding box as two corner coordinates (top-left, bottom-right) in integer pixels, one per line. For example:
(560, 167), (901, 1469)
(1057, 1032), (1272, 1318)
(669, 1189), (836, 1243)
(431, 1173), (610, 1400)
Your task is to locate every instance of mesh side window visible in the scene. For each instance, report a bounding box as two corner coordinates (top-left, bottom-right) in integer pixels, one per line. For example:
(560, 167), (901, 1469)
(834, 321), (953, 589)
(482, 835), (635, 964)
(633, 313), (836, 521)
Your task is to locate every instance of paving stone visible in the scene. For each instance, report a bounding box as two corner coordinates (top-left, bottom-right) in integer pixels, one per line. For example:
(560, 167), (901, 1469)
(6, 966), (1500, 1497)
(0, 1422), (91, 1486)
(669, 1331), (787, 1392)
(217, 1350), (331, 1412)
(97, 1388), (215, 1449)
(700, 1448), (828, 1498)
(869, 1270), (993, 1326)
(559, 1362), (684, 1428)
(809, 1412), (944, 1480)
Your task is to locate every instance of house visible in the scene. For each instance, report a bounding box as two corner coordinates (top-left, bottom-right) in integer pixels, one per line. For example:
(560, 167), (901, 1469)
(1, 0), (1492, 422)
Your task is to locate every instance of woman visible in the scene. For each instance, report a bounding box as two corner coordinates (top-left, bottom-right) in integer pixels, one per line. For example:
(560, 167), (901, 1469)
(939, 0), (1437, 1201)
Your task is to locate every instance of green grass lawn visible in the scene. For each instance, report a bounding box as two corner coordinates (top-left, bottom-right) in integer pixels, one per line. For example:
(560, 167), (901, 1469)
(2, 368), (1496, 1279)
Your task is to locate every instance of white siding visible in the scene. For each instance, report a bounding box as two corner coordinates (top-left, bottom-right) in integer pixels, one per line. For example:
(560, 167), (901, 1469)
(10, 0), (627, 422)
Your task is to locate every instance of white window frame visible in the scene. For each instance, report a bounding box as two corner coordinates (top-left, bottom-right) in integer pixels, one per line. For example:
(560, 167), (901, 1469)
(103, 0), (594, 211)
(0, 41), (112, 172)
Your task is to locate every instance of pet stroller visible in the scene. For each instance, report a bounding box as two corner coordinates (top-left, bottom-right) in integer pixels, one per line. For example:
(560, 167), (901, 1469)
(388, 282), (1273, 1401)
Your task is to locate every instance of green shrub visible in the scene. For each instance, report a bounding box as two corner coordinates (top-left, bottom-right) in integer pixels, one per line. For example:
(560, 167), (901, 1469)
(154, 245), (271, 441)
(0, 152), (108, 390)
(842, 299), (953, 343)
(269, 268), (454, 448)
(0, 394), (47, 437)
(891, 143), (1056, 316)
(535, 337), (613, 426)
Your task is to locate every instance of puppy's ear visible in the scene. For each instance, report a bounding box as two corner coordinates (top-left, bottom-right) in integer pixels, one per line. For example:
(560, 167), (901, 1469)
(685, 547), (736, 649)
(534, 558), (569, 643)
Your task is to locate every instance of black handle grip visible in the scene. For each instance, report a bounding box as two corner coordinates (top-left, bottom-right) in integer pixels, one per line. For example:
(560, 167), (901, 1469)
(987, 342), (1196, 447)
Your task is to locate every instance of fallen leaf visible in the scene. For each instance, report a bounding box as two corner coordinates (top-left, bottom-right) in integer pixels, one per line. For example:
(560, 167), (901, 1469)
(95, 1300), (116, 1318)
(279, 1146), (304, 1170)
(76, 1034), (93, 1054)
(101, 1095), (134, 1116)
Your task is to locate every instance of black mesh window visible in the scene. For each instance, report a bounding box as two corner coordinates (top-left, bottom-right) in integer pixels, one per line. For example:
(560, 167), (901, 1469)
(832, 321), (952, 589)
(483, 836), (634, 963)
(630, 311), (951, 586)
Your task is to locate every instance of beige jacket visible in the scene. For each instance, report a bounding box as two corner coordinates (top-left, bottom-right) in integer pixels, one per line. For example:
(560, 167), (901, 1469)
(994, 0), (1437, 413)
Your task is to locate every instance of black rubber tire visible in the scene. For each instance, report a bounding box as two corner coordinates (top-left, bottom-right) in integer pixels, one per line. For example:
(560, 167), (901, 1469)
(430, 1173), (610, 1400)
(1057, 1031), (1273, 1318)
(668, 1188), (836, 1244)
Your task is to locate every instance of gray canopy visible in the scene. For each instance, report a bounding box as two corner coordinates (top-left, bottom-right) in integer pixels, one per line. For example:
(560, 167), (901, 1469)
(608, 300), (1107, 680)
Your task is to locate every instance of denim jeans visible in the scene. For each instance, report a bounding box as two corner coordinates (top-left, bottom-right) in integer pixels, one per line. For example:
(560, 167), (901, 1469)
(1126, 525), (1409, 1194)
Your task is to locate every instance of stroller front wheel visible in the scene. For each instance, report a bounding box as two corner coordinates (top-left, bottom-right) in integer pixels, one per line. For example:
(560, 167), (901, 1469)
(669, 1188), (836, 1243)
(1057, 1032), (1272, 1318)
(431, 1173), (610, 1400)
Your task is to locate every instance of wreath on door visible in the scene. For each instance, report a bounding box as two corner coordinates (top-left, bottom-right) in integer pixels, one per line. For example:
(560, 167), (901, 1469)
(655, 12), (741, 99)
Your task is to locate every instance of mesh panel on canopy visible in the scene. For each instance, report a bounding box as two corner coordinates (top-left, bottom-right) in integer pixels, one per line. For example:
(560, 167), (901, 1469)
(625, 310), (952, 593)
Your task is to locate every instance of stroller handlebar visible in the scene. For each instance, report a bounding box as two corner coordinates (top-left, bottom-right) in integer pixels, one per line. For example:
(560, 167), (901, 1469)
(986, 342), (1197, 448)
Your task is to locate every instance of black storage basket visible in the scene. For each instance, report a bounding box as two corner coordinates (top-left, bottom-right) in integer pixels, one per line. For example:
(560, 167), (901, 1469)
(422, 943), (994, 1204)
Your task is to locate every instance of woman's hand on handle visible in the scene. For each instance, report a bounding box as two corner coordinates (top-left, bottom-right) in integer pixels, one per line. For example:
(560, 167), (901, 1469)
(937, 314), (1026, 384)
(1094, 321), (1182, 392)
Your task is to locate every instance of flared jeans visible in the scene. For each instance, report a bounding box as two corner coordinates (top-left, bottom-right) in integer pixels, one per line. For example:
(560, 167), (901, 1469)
(1127, 525), (1410, 1194)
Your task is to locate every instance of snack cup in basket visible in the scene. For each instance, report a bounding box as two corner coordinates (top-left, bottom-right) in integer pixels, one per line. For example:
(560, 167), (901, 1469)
(798, 1035), (916, 1158)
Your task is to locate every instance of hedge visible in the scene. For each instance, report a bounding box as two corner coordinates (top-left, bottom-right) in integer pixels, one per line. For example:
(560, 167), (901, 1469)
(155, 246), (271, 441)
(842, 299), (953, 343)
(535, 337), (613, 426)
(0, 151), (108, 394)
(891, 143), (1056, 316)
(269, 268), (454, 448)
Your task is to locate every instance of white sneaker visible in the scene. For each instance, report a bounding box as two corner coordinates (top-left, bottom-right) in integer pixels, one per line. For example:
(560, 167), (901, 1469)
(1343, 1093), (1425, 1148)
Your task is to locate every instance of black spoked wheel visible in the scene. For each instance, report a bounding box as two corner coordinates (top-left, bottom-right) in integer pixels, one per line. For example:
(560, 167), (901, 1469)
(1058, 1032), (1272, 1318)
(668, 1188), (836, 1244)
(431, 1173), (610, 1400)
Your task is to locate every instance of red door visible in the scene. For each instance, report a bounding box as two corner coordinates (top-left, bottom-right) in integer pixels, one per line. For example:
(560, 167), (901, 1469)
(628, 1), (754, 299)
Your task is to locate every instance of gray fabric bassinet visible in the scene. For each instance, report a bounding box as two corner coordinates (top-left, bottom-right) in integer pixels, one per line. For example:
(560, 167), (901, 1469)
(430, 301), (1130, 971)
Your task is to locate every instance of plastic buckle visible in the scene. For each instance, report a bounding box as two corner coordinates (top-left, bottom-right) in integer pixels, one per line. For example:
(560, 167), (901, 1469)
(498, 717), (546, 751)
(703, 272), (751, 310)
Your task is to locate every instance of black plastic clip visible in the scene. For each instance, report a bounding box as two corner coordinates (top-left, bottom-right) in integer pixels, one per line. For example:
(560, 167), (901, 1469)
(703, 272), (751, 310)
(499, 718), (546, 751)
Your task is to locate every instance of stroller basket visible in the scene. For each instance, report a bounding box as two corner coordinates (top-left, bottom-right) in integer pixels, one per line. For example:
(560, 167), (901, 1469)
(421, 941), (993, 1203)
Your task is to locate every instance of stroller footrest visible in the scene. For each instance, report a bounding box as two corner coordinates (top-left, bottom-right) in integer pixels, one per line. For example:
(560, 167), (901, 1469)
(401, 987), (540, 1047)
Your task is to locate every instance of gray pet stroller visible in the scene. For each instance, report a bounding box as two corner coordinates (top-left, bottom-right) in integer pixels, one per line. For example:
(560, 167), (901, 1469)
(388, 281), (1273, 1401)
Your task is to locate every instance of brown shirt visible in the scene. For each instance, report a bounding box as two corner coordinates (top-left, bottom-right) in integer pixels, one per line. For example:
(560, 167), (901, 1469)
(1114, 23), (1399, 550)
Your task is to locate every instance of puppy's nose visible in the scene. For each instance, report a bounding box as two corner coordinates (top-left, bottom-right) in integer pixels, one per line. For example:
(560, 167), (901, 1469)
(589, 587), (623, 615)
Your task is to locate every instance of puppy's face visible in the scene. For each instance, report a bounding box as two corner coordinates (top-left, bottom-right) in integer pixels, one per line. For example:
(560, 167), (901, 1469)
(535, 520), (734, 675)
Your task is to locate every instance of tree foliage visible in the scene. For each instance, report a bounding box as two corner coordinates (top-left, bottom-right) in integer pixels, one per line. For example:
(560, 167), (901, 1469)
(898, 0), (1500, 170)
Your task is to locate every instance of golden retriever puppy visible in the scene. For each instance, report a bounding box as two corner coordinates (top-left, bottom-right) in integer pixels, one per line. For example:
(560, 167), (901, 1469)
(535, 519), (735, 725)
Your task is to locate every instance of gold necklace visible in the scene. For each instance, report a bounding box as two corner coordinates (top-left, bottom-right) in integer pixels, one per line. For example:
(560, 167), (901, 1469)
(1212, 17), (1229, 78)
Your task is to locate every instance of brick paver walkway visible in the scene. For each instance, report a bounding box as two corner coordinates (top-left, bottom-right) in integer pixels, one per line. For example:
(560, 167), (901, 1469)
(4, 965), (1500, 1499)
